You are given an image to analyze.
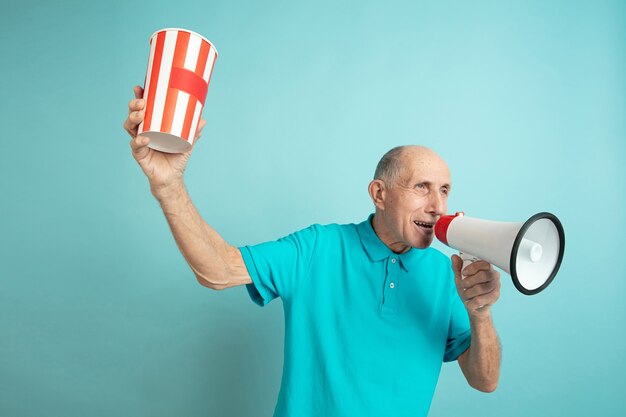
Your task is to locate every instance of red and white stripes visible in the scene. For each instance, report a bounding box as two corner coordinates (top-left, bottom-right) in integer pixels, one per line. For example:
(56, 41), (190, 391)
(138, 28), (217, 146)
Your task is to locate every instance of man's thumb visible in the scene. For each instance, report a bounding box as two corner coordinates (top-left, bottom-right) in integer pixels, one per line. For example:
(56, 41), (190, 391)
(451, 254), (463, 278)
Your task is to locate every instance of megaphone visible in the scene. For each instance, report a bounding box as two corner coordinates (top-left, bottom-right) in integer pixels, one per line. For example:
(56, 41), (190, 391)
(434, 212), (565, 295)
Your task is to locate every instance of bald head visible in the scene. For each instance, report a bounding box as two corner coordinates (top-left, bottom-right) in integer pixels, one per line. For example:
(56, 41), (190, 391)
(374, 145), (449, 189)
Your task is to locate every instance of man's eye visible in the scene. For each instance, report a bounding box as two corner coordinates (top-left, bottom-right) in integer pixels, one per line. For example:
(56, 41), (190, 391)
(416, 183), (425, 189)
(441, 188), (449, 196)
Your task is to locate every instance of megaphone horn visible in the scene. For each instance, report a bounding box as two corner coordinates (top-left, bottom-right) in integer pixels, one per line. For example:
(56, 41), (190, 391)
(434, 212), (565, 295)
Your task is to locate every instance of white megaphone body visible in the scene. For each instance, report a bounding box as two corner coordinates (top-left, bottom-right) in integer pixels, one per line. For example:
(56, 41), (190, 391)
(434, 212), (565, 295)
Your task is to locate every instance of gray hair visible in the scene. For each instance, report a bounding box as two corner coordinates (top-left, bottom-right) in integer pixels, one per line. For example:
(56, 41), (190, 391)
(373, 146), (408, 188)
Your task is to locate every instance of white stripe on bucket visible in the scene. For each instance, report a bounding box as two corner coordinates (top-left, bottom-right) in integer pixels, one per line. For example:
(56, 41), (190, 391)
(151, 30), (177, 131)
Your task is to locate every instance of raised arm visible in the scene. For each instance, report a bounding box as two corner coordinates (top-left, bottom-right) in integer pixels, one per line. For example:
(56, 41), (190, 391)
(123, 85), (252, 290)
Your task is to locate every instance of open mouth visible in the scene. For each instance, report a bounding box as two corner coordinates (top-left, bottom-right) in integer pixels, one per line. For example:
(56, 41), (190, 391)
(414, 220), (435, 232)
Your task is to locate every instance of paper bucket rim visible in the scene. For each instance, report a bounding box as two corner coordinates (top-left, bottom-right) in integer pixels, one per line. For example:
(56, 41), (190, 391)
(149, 28), (219, 57)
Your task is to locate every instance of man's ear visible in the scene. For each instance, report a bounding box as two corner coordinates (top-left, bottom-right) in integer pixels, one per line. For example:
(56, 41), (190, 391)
(368, 179), (386, 210)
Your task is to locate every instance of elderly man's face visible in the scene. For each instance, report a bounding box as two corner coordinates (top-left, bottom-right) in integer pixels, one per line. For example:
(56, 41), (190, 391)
(377, 150), (451, 252)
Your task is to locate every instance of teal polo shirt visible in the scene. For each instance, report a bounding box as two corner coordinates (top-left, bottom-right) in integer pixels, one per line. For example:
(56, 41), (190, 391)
(239, 214), (471, 417)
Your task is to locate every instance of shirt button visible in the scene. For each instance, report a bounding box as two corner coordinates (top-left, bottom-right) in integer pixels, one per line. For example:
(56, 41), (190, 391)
(391, 258), (396, 264)
(390, 282), (395, 289)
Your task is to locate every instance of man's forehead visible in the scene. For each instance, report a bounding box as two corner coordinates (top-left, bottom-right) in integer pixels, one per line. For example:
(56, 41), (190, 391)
(401, 169), (451, 186)
(399, 151), (451, 184)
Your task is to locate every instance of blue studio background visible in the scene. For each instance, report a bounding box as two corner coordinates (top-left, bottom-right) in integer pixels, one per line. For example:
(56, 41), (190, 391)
(1, 0), (624, 416)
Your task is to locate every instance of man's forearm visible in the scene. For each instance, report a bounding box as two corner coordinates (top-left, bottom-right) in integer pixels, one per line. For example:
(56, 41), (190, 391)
(462, 313), (501, 392)
(153, 182), (232, 289)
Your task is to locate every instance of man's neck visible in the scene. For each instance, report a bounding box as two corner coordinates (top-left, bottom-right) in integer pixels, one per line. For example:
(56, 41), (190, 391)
(371, 213), (411, 254)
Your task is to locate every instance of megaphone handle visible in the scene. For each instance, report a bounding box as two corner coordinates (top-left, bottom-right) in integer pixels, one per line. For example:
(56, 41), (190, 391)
(459, 251), (480, 280)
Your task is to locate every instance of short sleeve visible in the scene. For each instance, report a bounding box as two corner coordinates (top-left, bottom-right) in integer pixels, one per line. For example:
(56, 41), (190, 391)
(443, 269), (472, 362)
(238, 224), (319, 307)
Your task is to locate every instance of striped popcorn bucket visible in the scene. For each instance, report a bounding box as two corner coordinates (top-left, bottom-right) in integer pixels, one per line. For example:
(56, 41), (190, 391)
(138, 28), (218, 153)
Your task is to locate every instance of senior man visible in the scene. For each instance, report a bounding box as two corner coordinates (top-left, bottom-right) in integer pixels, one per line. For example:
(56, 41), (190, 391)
(124, 86), (501, 417)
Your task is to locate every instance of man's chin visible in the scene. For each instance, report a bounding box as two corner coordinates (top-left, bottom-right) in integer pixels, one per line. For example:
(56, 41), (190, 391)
(412, 231), (435, 249)
(412, 223), (436, 248)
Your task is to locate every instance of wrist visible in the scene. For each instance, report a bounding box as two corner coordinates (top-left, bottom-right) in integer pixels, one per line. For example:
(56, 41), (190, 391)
(469, 309), (492, 324)
(151, 180), (186, 203)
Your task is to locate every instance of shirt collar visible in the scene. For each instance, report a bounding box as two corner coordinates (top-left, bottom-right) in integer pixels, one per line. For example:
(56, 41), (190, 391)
(356, 213), (426, 272)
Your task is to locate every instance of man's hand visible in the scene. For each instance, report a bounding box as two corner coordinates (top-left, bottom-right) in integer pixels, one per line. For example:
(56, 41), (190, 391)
(451, 255), (501, 319)
(123, 85), (207, 199)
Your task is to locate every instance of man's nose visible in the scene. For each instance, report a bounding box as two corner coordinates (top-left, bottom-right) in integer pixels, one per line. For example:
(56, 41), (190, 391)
(427, 192), (446, 215)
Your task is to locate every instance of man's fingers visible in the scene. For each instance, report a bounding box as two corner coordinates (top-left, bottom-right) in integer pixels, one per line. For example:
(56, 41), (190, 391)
(194, 118), (207, 140)
(451, 255), (463, 277)
(124, 86), (145, 138)
(122, 118), (135, 136)
(462, 280), (499, 301)
(130, 135), (151, 161)
(134, 85), (144, 99)
(128, 98), (145, 112)
(460, 269), (498, 289)
(128, 110), (145, 123)
(452, 257), (502, 314)
(130, 134), (149, 151)
(461, 260), (491, 276)
(124, 110), (145, 137)
(124, 88), (145, 138)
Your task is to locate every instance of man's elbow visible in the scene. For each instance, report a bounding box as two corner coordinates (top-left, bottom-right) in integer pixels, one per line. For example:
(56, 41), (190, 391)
(193, 267), (229, 290)
(196, 275), (228, 290)
(470, 379), (498, 393)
